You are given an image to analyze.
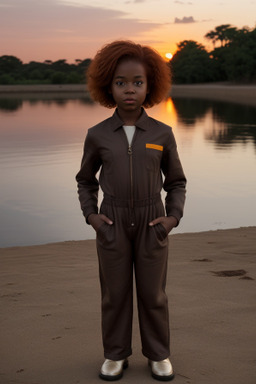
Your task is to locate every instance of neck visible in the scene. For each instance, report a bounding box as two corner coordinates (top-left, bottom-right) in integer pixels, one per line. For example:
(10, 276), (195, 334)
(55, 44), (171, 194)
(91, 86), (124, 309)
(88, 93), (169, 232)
(117, 107), (142, 125)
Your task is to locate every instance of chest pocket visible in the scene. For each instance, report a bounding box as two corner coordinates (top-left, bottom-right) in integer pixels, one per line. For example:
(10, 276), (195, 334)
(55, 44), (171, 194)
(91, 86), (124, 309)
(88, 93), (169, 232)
(145, 143), (163, 172)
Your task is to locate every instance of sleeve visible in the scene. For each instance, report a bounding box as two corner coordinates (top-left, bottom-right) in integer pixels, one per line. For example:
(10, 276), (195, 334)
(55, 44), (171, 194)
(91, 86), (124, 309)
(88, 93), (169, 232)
(75, 130), (102, 224)
(161, 129), (187, 226)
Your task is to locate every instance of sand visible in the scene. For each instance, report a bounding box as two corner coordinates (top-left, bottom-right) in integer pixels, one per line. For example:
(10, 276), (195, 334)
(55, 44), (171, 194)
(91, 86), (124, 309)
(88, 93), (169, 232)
(0, 83), (256, 106)
(0, 227), (256, 384)
(170, 84), (256, 107)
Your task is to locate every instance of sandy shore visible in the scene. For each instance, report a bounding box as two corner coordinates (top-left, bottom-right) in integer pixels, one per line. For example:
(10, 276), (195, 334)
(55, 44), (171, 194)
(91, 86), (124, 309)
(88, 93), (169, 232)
(0, 83), (256, 106)
(170, 84), (256, 107)
(0, 84), (87, 93)
(0, 84), (91, 101)
(1, 227), (256, 384)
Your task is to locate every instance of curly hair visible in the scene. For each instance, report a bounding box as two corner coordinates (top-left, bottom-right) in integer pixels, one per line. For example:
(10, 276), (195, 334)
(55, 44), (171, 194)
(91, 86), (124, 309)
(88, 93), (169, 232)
(87, 40), (171, 108)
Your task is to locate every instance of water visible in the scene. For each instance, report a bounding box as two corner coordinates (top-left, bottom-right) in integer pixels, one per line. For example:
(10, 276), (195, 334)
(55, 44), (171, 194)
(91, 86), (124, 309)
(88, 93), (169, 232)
(0, 95), (255, 247)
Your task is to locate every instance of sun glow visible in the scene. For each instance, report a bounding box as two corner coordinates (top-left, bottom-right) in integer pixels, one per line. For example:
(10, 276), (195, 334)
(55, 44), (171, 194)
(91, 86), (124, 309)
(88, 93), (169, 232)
(165, 53), (173, 60)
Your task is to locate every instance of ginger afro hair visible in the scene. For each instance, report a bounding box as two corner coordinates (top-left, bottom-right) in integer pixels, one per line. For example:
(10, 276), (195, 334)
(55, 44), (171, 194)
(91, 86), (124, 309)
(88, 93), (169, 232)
(87, 40), (171, 108)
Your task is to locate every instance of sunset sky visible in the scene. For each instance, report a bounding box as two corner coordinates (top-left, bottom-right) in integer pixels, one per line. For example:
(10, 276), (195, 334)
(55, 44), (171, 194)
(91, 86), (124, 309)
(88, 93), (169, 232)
(0, 0), (255, 63)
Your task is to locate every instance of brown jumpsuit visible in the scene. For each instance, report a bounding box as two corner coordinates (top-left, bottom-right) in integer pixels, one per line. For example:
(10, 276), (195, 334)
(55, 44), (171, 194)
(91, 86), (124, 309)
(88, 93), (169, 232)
(76, 108), (186, 361)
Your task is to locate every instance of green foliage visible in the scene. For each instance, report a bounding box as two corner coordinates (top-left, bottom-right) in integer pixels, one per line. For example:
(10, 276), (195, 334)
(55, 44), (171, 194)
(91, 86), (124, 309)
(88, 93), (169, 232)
(171, 40), (216, 83)
(66, 71), (82, 84)
(51, 71), (67, 84)
(0, 25), (255, 84)
(0, 55), (23, 74)
(0, 74), (15, 84)
(205, 24), (238, 47)
(0, 56), (91, 85)
(170, 25), (256, 83)
(210, 26), (256, 82)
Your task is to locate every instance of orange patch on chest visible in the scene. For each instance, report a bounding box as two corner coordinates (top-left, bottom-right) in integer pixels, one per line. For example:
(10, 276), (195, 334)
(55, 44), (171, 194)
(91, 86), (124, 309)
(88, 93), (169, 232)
(146, 143), (163, 151)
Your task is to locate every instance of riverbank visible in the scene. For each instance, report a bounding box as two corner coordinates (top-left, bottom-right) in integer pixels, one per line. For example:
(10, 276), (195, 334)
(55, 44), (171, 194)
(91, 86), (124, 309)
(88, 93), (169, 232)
(0, 84), (89, 101)
(171, 83), (256, 107)
(1, 226), (255, 384)
(0, 83), (256, 106)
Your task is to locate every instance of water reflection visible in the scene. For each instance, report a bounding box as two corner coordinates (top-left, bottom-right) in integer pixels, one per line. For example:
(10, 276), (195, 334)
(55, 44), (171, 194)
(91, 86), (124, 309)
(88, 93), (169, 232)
(0, 98), (23, 112)
(0, 96), (93, 112)
(0, 95), (255, 247)
(1, 95), (256, 148)
(172, 97), (256, 147)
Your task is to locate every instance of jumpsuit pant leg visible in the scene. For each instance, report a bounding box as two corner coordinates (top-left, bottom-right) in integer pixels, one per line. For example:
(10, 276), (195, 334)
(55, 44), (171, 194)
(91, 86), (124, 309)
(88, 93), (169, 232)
(96, 199), (170, 361)
(96, 202), (134, 361)
(134, 201), (170, 361)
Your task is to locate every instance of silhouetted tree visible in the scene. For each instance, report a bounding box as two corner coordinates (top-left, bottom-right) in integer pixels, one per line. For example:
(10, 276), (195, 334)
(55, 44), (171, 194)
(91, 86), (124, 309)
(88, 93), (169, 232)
(0, 55), (23, 73)
(205, 24), (238, 48)
(1, 24), (255, 85)
(44, 60), (53, 65)
(171, 40), (215, 83)
(0, 55), (92, 85)
(210, 26), (256, 82)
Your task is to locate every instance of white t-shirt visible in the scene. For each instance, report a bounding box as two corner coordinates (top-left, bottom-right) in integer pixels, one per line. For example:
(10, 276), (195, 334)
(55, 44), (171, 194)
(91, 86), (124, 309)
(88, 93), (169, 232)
(123, 125), (136, 146)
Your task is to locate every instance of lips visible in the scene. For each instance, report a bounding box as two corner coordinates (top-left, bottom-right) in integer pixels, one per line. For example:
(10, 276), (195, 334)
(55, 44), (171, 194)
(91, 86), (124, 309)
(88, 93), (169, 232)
(124, 98), (136, 104)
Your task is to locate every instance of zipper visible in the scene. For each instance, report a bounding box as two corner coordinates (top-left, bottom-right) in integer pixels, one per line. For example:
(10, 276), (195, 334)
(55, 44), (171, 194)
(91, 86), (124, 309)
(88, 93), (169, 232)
(126, 129), (137, 227)
(128, 145), (134, 210)
(128, 144), (135, 226)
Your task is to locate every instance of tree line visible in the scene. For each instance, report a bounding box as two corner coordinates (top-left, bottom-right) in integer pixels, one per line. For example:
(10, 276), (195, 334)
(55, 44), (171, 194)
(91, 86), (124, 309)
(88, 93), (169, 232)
(0, 57), (91, 85)
(171, 24), (256, 83)
(0, 24), (255, 85)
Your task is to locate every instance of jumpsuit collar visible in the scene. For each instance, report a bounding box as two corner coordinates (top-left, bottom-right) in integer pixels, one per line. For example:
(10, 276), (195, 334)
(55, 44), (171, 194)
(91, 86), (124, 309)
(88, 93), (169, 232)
(111, 108), (149, 131)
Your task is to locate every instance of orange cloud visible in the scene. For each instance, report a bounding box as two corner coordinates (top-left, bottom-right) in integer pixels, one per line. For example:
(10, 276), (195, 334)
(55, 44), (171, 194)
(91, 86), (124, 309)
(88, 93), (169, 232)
(0, 0), (163, 63)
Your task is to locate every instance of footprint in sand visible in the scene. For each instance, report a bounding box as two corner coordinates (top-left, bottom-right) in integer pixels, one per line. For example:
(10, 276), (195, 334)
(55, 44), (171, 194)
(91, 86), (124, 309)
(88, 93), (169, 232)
(52, 336), (62, 340)
(210, 269), (254, 279)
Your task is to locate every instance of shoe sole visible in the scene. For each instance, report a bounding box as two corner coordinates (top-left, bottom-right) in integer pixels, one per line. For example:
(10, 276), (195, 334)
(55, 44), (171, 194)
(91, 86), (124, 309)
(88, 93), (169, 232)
(151, 372), (175, 382)
(99, 360), (128, 381)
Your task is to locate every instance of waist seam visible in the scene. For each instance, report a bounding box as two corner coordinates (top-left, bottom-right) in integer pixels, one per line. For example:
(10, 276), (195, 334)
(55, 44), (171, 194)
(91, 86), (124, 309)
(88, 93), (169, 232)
(103, 193), (161, 207)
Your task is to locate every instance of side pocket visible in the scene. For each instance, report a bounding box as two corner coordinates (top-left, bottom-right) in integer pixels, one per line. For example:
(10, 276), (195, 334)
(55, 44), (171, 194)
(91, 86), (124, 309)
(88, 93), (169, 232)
(99, 201), (114, 222)
(97, 202), (115, 247)
(96, 222), (113, 246)
(154, 223), (168, 242)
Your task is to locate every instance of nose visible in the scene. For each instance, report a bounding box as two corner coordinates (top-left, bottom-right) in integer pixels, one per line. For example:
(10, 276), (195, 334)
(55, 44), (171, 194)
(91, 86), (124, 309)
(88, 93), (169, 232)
(125, 83), (135, 93)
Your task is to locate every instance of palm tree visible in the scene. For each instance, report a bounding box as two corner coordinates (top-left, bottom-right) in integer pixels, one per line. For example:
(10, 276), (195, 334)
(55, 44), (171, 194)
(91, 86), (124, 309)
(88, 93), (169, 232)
(205, 24), (238, 48)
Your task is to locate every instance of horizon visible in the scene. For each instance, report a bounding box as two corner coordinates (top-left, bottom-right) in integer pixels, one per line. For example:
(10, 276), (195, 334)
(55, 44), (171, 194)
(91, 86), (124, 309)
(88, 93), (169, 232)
(0, 0), (255, 64)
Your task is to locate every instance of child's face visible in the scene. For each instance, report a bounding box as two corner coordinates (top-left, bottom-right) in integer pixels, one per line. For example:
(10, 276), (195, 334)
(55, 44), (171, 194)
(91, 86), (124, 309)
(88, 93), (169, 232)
(110, 59), (148, 113)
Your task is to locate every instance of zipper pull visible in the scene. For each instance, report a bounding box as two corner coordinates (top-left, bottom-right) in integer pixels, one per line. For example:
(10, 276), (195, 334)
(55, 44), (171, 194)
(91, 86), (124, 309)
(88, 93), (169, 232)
(128, 146), (132, 155)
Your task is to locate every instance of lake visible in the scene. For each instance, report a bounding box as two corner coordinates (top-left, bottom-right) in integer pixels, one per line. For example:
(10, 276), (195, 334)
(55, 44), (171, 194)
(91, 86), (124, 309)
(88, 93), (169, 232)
(0, 94), (255, 247)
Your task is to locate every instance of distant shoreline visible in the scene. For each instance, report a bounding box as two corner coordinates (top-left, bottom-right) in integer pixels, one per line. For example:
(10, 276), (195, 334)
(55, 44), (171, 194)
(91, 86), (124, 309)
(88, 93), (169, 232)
(171, 83), (256, 107)
(0, 83), (256, 106)
(0, 84), (88, 93)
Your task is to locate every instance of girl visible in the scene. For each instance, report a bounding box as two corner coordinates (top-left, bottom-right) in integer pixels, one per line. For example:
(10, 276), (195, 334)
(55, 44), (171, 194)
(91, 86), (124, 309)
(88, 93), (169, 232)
(76, 40), (186, 381)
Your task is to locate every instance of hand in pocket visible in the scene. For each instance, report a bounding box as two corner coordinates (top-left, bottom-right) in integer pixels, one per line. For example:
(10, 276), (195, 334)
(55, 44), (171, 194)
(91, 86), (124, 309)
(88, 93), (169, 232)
(88, 213), (113, 232)
(149, 216), (178, 234)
